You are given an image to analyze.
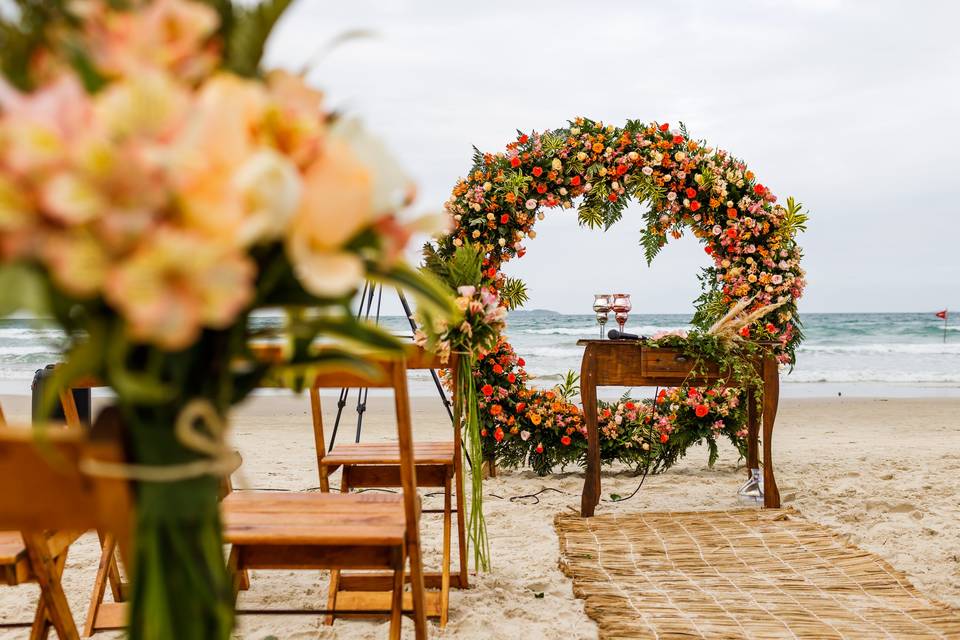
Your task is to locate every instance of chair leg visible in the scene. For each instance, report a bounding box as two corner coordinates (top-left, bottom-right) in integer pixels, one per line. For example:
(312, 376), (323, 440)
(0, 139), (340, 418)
(227, 546), (243, 601)
(24, 532), (79, 640)
(407, 538), (428, 640)
(30, 548), (68, 640)
(453, 454), (469, 587)
(324, 468), (350, 625)
(389, 563), (404, 640)
(440, 469), (452, 627)
(84, 533), (116, 637)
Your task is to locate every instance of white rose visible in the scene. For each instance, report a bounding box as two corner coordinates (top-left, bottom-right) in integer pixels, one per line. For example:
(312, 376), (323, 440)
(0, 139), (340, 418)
(232, 149), (302, 244)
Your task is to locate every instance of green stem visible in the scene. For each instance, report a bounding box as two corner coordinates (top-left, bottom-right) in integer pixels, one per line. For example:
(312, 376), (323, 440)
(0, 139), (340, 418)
(459, 356), (490, 571)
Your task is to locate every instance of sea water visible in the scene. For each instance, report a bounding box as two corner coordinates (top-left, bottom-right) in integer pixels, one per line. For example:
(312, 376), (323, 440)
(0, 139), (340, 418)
(1, 312), (957, 398)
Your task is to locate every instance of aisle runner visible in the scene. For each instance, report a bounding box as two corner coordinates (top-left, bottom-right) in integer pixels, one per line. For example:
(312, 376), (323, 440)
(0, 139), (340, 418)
(555, 509), (960, 639)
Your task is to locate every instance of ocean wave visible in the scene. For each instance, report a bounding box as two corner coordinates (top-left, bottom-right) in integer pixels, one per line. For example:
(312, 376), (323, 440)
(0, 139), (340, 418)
(522, 346), (585, 358)
(784, 370), (960, 384)
(797, 343), (960, 355)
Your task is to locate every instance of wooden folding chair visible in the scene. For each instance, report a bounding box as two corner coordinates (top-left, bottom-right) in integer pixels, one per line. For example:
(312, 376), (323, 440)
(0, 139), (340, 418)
(312, 346), (465, 627)
(0, 411), (133, 640)
(223, 355), (428, 640)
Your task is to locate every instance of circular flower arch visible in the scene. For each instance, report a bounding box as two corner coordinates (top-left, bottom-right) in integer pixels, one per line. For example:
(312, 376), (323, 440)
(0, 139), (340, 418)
(430, 117), (806, 473)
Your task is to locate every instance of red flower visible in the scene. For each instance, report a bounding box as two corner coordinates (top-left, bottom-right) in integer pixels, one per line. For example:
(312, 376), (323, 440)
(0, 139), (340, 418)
(616, 164), (628, 175)
(660, 433), (669, 443)
(518, 134), (528, 144)
(689, 201), (701, 211)
(481, 428), (488, 437)
(560, 435), (572, 446)
(490, 404), (502, 416)
(607, 193), (618, 202)
(753, 184), (765, 195)
(516, 402), (526, 412)
(625, 401), (636, 410)
(494, 427), (505, 442)
(726, 228), (737, 237)
(685, 187), (697, 198)
(481, 384), (494, 397)
(657, 389), (667, 403)
(518, 358), (526, 366)
(694, 405), (709, 418)
(659, 122), (670, 131)
(672, 135), (684, 144)
(532, 166), (543, 177)
(536, 184), (547, 194)
(507, 373), (516, 383)
(739, 326), (750, 338)
(569, 176), (581, 186)
(535, 443), (544, 454)
(487, 267), (497, 278)
(765, 323), (777, 333)
(500, 214), (509, 224)
(727, 208), (738, 219)
(493, 364), (504, 374)
(510, 156), (520, 168)
(704, 246), (713, 255)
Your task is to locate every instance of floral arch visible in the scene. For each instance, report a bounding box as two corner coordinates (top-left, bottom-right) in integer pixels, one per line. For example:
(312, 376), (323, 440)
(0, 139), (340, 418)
(425, 117), (807, 475)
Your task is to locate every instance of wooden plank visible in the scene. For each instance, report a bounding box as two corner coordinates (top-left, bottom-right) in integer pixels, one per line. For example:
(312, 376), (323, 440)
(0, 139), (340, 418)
(89, 602), (127, 631)
(338, 571), (467, 591)
(333, 590), (442, 618)
(322, 442), (455, 466)
(238, 544), (403, 571)
(341, 464), (448, 489)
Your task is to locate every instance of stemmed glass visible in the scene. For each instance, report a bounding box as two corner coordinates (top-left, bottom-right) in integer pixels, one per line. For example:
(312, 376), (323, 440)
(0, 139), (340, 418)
(592, 294), (613, 338)
(611, 293), (632, 335)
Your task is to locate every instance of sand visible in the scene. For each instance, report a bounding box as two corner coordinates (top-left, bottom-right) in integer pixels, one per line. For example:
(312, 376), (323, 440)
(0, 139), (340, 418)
(1, 393), (959, 639)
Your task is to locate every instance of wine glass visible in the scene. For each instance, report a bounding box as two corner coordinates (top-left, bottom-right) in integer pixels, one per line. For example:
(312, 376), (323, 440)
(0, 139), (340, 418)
(593, 294), (613, 338)
(611, 293), (632, 335)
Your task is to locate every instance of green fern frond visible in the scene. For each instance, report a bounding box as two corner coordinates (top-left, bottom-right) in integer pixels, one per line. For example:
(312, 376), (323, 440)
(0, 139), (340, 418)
(499, 277), (529, 311)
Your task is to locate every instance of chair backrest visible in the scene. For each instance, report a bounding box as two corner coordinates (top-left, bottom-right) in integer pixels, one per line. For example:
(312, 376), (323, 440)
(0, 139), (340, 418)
(0, 410), (134, 567)
(301, 355), (422, 543)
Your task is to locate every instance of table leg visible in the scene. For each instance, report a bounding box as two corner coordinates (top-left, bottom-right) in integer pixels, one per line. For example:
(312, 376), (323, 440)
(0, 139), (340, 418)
(746, 386), (759, 476)
(762, 355), (781, 508)
(580, 348), (599, 517)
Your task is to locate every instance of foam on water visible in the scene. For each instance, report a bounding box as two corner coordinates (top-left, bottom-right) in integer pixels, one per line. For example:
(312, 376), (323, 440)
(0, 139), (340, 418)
(1, 312), (957, 396)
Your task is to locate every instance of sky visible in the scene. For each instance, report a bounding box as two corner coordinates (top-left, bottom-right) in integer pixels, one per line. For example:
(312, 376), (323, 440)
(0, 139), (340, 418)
(266, 0), (960, 315)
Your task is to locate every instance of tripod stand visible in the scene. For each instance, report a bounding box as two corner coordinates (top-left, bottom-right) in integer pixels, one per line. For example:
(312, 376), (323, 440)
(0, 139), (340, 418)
(326, 282), (454, 452)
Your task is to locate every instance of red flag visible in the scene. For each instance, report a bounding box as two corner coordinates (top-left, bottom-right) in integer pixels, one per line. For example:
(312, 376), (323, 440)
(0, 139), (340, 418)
(935, 309), (948, 319)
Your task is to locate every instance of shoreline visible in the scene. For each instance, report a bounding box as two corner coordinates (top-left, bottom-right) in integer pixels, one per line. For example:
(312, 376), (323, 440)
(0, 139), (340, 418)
(2, 395), (959, 638)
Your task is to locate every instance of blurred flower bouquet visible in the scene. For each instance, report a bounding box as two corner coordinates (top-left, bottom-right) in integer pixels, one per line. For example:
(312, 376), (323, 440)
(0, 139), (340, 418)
(415, 243), (505, 570)
(0, 1), (450, 637)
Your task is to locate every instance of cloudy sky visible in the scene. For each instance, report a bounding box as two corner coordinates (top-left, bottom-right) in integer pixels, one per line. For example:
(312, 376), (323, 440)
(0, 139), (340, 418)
(265, 0), (959, 315)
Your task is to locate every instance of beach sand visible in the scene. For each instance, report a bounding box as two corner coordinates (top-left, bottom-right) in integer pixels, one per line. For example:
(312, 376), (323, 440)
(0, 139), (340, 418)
(1, 393), (958, 639)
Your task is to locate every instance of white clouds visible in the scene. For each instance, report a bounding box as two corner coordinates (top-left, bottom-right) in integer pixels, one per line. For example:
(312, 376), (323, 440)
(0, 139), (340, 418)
(268, 0), (959, 312)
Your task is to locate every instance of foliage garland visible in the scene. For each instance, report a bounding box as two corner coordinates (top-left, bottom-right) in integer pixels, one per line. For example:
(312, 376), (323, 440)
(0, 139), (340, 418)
(425, 117), (807, 474)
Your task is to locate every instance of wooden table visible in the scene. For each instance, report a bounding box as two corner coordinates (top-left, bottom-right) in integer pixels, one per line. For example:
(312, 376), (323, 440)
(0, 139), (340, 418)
(576, 339), (781, 516)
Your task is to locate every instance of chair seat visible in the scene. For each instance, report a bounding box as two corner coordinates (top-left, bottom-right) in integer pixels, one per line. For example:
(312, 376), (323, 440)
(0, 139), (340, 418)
(0, 531), (24, 566)
(323, 441), (455, 467)
(222, 491), (406, 547)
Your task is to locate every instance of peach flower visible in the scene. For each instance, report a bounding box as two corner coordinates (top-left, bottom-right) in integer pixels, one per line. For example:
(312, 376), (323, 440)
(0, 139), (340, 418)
(105, 228), (255, 350)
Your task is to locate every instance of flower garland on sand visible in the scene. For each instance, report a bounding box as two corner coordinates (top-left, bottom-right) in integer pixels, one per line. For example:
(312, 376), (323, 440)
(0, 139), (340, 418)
(425, 117), (807, 473)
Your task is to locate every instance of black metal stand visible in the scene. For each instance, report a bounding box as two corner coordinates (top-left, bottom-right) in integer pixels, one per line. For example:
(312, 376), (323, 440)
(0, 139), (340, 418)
(327, 282), (453, 452)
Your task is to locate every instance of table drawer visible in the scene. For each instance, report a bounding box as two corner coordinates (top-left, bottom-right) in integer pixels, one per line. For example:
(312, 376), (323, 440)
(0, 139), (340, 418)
(642, 348), (704, 378)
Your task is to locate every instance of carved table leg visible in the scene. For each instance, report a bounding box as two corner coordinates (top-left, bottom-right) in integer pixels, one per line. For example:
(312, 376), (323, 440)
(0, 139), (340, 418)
(580, 348), (599, 517)
(762, 354), (781, 508)
(746, 386), (759, 476)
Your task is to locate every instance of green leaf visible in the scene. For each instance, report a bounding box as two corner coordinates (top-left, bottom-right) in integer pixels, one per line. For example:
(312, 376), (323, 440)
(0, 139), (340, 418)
(224, 0), (293, 77)
(287, 314), (404, 353)
(499, 277), (528, 311)
(368, 261), (454, 317)
(0, 264), (50, 317)
(105, 330), (176, 405)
